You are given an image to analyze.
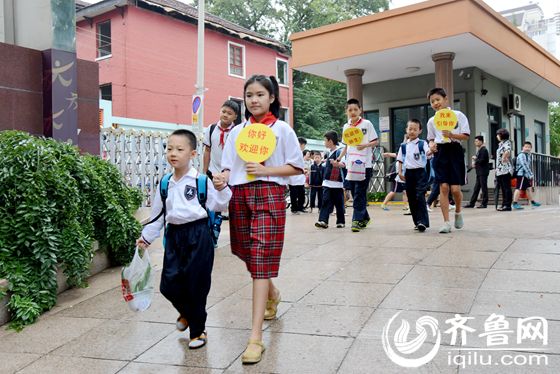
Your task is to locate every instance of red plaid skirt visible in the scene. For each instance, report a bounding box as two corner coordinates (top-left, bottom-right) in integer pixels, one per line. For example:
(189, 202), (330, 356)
(229, 181), (286, 279)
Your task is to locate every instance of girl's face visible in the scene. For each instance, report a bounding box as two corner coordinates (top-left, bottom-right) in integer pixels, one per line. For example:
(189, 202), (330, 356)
(245, 82), (274, 118)
(167, 135), (196, 171)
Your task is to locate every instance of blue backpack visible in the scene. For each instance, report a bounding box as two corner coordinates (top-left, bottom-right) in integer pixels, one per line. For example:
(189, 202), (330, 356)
(146, 173), (222, 248)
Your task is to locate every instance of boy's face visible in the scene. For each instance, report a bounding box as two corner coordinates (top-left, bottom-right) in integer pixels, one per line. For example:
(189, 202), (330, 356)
(474, 138), (482, 147)
(167, 135), (196, 170)
(429, 93), (449, 112)
(324, 138), (332, 148)
(299, 142), (306, 151)
(346, 104), (362, 122)
(406, 122), (421, 140)
(314, 154), (322, 163)
(522, 143), (532, 153)
(220, 106), (237, 126)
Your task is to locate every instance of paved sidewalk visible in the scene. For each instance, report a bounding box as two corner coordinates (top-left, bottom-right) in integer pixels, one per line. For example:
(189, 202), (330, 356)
(1, 205), (560, 373)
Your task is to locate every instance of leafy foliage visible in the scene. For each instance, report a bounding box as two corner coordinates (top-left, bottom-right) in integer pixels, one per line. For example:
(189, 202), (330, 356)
(550, 103), (560, 156)
(199, 0), (389, 140)
(0, 131), (141, 330)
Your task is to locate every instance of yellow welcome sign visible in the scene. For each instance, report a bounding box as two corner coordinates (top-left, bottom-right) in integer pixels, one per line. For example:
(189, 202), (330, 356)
(434, 109), (458, 142)
(343, 127), (364, 146)
(235, 124), (277, 179)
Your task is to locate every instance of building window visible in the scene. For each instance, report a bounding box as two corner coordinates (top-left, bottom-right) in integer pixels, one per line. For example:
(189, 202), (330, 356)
(390, 104), (433, 150)
(513, 114), (525, 155)
(100, 84), (112, 101)
(279, 108), (289, 124)
(487, 104), (502, 158)
(276, 59), (288, 86)
(534, 120), (545, 153)
(96, 20), (111, 58)
(228, 42), (245, 78)
(364, 110), (380, 139)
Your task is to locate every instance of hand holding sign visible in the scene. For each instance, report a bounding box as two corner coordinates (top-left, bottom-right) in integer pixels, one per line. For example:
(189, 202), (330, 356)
(343, 127), (364, 146)
(434, 109), (458, 143)
(235, 124), (277, 180)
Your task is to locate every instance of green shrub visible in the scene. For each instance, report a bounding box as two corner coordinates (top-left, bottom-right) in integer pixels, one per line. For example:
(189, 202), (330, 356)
(0, 131), (141, 330)
(367, 192), (387, 202)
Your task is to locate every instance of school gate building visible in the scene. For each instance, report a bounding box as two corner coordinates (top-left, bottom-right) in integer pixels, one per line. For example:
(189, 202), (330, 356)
(290, 0), (560, 204)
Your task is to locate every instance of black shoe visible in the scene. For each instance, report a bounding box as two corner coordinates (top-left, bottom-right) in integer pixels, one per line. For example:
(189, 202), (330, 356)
(476, 205), (487, 209)
(464, 205), (475, 208)
(497, 206), (512, 211)
(417, 223), (427, 232)
(221, 215), (229, 220)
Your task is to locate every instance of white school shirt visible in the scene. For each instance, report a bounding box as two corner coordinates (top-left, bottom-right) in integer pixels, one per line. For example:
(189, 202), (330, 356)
(221, 119), (305, 186)
(396, 138), (430, 170)
(141, 167), (232, 244)
(202, 121), (235, 175)
(322, 147), (346, 189)
(427, 109), (470, 144)
(342, 118), (378, 168)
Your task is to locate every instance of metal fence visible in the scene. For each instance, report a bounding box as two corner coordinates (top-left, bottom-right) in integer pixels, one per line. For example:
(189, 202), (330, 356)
(100, 127), (172, 207)
(369, 146), (386, 193)
(532, 153), (560, 187)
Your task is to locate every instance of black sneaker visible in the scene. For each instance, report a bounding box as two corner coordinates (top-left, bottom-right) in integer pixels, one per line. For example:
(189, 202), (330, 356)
(417, 223), (427, 232)
(358, 218), (370, 229)
(351, 221), (361, 232)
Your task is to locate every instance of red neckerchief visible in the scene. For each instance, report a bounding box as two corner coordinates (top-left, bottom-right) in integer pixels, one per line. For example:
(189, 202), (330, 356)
(218, 123), (233, 148)
(249, 112), (277, 126)
(349, 117), (363, 127)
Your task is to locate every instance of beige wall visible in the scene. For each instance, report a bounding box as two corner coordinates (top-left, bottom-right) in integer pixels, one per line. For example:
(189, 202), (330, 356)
(12, 0), (53, 50)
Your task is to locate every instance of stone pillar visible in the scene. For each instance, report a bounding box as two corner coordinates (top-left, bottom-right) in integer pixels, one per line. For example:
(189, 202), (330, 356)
(432, 52), (455, 104)
(344, 69), (365, 106)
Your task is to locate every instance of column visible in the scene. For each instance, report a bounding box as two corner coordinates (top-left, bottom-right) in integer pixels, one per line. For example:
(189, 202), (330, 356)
(432, 52), (455, 104)
(344, 69), (365, 106)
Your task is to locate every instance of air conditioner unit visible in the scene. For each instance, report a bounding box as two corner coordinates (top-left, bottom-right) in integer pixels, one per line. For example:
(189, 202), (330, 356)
(508, 94), (521, 112)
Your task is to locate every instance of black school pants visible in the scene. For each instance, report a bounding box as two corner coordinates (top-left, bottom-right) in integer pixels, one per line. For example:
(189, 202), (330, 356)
(160, 219), (214, 339)
(405, 168), (430, 228)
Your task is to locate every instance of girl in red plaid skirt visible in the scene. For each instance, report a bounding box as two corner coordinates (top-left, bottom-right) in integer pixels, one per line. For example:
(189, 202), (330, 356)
(214, 75), (304, 364)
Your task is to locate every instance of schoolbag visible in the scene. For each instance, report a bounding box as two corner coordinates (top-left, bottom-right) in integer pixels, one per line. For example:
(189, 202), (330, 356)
(208, 123), (218, 147)
(145, 173), (222, 248)
(400, 140), (426, 173)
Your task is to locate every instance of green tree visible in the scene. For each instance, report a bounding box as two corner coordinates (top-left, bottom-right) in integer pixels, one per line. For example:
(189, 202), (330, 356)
(550, 103), (560, 156)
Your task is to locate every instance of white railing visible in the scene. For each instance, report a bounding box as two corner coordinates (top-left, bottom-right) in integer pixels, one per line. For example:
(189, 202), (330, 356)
(100, 127), (172, 207)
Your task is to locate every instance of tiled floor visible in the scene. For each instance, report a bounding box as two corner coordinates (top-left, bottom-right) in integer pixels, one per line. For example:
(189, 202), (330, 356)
(1, 205), (559, 373)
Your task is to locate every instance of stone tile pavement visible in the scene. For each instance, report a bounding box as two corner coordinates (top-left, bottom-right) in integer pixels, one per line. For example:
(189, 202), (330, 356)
(1, 204), (560, 373)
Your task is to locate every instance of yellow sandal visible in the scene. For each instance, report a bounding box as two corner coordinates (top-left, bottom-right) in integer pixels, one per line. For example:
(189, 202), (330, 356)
(241, 339), (265, 364)
(264, 293), (281, 320)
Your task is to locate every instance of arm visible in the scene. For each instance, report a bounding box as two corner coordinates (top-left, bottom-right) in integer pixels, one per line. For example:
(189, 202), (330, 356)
(337, 145), (347, 161)
(203, 146), (211, 174)
(207, 179), (232, 212)
(442, 132), (470, 141)
(383, 152), (397, 158)
(136, 188), (165, 248)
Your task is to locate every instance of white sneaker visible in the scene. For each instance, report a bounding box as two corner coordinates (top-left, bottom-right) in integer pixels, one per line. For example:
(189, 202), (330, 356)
(449, 204), (456, 211)
(439, 221), (452, 234)
(426, 205), (432, 212)
(336, 223), (345, 228)
(454, 213), (464, 229)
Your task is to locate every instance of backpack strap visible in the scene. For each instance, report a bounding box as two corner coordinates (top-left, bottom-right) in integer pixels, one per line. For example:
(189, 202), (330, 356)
(143, 173), (172, 227)
(196, 174), (208, 209)
(400, 143), (407, 158)
(208, 123), (218, 147)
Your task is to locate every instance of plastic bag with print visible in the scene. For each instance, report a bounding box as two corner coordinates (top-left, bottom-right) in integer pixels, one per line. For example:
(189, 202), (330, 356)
(121, 247), (155, 312)
(346, 150), (367, 181)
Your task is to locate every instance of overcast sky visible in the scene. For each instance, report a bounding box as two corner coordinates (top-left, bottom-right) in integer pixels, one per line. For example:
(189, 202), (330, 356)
(82, 0), (560, 17)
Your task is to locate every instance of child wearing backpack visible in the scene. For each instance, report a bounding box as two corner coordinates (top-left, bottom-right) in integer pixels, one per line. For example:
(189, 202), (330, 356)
(397, 119), (431, 232)
(214, 75), (304, 364)
(512, 141), (541, 209)
(136, 129), (231, 349)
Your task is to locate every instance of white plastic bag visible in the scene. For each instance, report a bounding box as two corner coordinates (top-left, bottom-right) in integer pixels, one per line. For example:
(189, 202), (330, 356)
(121, 247), (155, 312)
(346, 150), (367, 181)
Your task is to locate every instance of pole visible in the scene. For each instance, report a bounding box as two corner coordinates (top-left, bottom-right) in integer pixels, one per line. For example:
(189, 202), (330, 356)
(195, 0), (205, 171)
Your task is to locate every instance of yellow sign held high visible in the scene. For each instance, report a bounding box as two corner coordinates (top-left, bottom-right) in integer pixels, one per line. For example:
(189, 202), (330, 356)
(434, 109), (458, 142)
(235, 124), (277, 180)
(343, 127), (364, 146)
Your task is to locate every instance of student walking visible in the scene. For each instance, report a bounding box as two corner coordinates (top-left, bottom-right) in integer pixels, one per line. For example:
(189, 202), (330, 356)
(512, 141), (541, 209)
(137, 129), (231, 349)
(215, 75), (304, 364)
(309, 152), (324, 213)
(426, 88), (470, 233)
(397, 119), (430, 232)
(465, 135), (490, 208)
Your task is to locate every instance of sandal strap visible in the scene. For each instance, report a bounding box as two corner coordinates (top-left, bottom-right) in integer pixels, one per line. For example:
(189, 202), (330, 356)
(247, 339), (264, 347)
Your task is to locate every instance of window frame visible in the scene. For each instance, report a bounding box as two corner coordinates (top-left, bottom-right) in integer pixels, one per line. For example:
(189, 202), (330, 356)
(276, 58), (289, 87)
(99, 84), (112, 101)
(228, 41), (245, 79)
(279, 107), (289, 124)
(96, 20), (112, 60)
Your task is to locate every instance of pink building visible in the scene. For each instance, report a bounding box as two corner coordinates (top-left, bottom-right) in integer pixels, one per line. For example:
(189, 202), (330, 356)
(76, 0), (292, 126)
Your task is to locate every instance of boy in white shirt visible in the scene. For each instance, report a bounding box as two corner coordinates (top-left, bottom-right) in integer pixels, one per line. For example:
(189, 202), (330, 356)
(137, 129), (231, 349)
(397, 119), (431, 232)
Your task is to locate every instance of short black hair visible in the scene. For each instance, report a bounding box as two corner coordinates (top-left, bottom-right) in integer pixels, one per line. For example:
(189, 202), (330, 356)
(221, 99), (240, 118)
(346, 98), (361, 109)
(475, 135), (484, 142)
(170, 129), (197, 150)
(324, 130), (339, 145)
(243, 75), (281, 119)
(408, 118), (422, 130)
(298, 137), (307, 145)
(427, 87), (447, 99)
(496, 128), (510, 140)
(303, 149), (310, 156)
(524, 141), (532, 147)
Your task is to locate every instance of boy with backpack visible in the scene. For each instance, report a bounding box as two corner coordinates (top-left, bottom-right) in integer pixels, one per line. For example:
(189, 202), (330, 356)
(512, 141), (541, 209)
(397, 119), (431, 232)
(137, 129), (231, 349)
(309, 152), (324, 213)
